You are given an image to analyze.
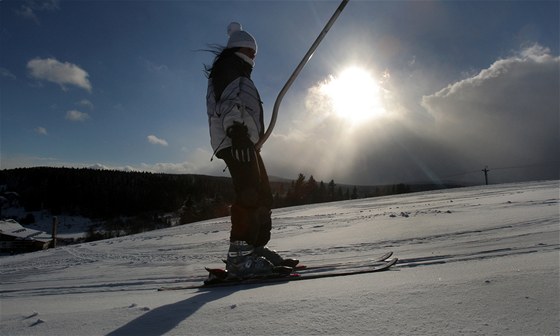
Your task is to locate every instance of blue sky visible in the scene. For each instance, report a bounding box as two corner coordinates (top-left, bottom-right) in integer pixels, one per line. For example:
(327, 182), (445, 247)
(1, 0), (558, 185)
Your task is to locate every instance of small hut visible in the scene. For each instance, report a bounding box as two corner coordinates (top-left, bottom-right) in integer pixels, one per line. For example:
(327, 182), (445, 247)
(0, 219), (51, 254)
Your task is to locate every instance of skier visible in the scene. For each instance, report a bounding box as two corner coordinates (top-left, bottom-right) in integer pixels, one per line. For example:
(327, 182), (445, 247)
(204, 22), (298, 279)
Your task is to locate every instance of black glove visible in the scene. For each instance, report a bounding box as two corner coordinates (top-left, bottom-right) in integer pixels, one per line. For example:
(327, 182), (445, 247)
(227, 122), (256, 163)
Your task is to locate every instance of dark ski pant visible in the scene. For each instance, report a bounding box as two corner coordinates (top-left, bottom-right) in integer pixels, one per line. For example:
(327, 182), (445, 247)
(219, 148), (273, 247)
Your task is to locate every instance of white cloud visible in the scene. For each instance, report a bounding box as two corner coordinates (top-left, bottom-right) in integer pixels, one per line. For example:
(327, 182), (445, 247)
(147, 135), (168, 146)
(77, 99), (94, 110)
(0, 67), (16, 80)
(35, 127), (48, 135)
(424, 45), (556, 102)
(27, 58), (92, 92)
(66, 110), (90, 122)
(16, 5), (39, 23)
(136, 148), (222, 175)
(141, 162), (195, 174)
(0, 154), (62, 170)
(15, 0), (60, 24)
(142, 58), (169, 74)
(89, 163), (109, 170)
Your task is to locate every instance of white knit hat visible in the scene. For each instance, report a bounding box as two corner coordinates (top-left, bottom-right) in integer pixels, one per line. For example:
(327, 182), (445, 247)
(226, 22), (257, 52)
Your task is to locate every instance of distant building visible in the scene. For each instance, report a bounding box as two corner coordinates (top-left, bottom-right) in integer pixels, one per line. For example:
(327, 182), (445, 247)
(0, 219), (51, 253)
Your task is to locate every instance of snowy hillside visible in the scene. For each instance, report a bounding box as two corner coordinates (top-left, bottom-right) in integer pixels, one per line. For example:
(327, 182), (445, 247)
(1, 180), (558, 335)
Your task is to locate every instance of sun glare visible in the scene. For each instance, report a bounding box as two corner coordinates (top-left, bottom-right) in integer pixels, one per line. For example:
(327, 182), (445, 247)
(320, 66), (386, 124)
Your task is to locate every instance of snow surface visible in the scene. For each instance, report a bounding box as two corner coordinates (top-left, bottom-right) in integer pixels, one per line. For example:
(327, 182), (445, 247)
(1, 180), (558, 336)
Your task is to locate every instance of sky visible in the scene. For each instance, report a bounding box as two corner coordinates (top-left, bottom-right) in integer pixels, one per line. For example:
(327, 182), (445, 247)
(1, 0), (558, 186)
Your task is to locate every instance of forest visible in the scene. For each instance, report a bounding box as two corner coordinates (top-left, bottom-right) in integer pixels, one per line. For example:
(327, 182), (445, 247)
(0, 167), (458, 239)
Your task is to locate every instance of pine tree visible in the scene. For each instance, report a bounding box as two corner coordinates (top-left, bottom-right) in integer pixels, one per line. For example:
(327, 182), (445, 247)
(328, 180), (336, 201)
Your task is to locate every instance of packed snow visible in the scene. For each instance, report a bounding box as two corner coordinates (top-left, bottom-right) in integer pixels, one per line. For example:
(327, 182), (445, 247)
(1, 180), (558, 335)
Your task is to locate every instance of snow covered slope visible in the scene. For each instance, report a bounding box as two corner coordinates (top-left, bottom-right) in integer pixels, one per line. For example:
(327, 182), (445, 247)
(1, 181), (558, 335)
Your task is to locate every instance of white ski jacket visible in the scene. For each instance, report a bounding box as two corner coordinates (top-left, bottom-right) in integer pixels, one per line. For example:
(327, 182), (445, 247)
(206, 52), (264, 156)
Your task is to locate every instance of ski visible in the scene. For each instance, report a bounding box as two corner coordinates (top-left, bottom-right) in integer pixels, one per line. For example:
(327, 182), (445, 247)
(295, 251), (393, 271)
(220, 251), (393, 271)
(157, 257), (397, 291)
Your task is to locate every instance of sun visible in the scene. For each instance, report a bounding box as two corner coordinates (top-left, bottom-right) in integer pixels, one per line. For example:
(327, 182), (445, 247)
(320, 66), (386, 124)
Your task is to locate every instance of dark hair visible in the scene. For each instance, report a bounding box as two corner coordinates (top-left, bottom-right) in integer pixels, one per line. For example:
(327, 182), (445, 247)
(203, 45), (241, 78)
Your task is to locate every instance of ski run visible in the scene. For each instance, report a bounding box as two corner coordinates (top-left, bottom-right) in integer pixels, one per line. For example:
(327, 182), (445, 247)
(1, 180), (558, 335)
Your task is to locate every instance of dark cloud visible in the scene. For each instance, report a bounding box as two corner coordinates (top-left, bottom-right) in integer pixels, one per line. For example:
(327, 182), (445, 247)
(422, 45), (559, 183)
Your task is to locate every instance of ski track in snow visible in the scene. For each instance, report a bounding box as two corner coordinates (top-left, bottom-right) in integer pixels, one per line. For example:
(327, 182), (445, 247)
(0, 180), (558, 335)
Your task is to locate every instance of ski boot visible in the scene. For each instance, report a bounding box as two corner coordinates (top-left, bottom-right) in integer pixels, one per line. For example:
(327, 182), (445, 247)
(226, 241), (279, 280)
(254, 245), (300, 268)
